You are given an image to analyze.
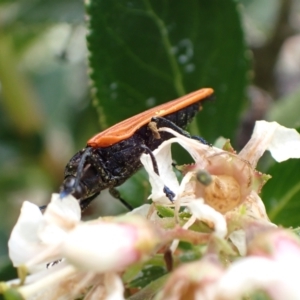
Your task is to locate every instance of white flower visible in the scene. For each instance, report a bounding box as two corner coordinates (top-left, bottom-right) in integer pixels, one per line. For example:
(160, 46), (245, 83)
(15, 267), (125, 300)
(140, 130), (228, 237)
(142, 121), (300, 216)
(6, 194), (161, 300)
(141, 121), (300, 255)
(215, 229), (300, 299)
(5, 120), (300, 300)
(8, 194), (81, 272)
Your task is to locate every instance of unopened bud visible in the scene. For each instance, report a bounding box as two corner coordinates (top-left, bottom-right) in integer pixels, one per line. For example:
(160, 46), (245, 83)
(62, 217), (160, 273)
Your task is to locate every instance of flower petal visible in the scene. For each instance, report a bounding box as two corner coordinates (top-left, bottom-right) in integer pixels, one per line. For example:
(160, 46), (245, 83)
(127, 204), (151, 217)
(8, 201), (44, 268)
(228, 229), (246, 256)
(240, 121), (300, 165)
(156, 256), (224, 300)
(8, 194), (81, 271)
(140, 128), (215, 204)
(187, 201), (227, 238)
(44, 193), (81, 225)
(62, 217), (159, 273)
(103, 273), (125, 300)
(216, 256), (300, 300)
(39, 194), (81, 245)
(140, 142), (179, 203)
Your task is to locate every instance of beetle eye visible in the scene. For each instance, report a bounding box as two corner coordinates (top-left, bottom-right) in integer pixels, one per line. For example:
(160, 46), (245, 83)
(60, 176), (76, 198)
(65, 177), (76, 189)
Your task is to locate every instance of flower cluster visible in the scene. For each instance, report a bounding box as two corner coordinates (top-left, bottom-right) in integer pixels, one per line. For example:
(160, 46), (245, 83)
(2, 121), (300, 300)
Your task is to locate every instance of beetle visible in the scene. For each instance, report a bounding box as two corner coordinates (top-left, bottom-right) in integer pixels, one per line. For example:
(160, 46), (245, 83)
(60, 88), (214, 210)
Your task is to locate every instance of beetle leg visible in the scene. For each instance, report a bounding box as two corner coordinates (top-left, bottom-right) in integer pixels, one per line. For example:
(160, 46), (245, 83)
(163, 186), (175, 201)
(140, 144), (175, 202)
(190, 135), (209, 145)
(71, 149), (134, 211)
(140, 144), (159, 174)
(79, 192), (100, 211)
(39, 204), (47, 212)
(109, 188), (133, 210)
(78, 152), (133, 211)
(151, 116), (208, 145)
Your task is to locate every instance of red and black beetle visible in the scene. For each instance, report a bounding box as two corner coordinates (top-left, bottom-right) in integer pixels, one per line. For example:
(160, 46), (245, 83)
(60, 88), (214, 210)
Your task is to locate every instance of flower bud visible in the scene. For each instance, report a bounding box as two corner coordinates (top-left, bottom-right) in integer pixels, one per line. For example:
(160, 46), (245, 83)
(156, 256), (224, 300)
(247, 228), (300, 261)
(62, 216), (160, 272)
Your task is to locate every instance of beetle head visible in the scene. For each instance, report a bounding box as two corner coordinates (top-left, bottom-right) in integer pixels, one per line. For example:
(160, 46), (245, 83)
(60, 147), (103, 208)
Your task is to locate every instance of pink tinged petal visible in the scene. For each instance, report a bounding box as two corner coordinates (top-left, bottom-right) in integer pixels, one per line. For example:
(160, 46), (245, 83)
(248, 229), (300, 264)
(187, 201), (227, 238)
(273, 235), (300, 264)
(8, 201), (45, 267)
(216, 257), (300, 300)
(157, 257), (224, 300)
(219, 229), (300, 299)
(62, 223), (138, 272)
(62, 220), (157, 273)
(240, 121), (300, 166)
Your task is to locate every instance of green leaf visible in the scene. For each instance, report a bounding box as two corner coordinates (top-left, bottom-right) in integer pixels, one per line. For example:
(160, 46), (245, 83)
(4, 0), (84, 23)
(127, 274), (169, 300)
(249, 290), (272, 300)
(128, 265), (167, 289)
(86, 0), (249, 142)
(262, 159), (300, 227)
(2, 289), (23, 300)
(116, 168), (150, 208)
(292, 227), (300, 238)
(156, 205), (174, 217)
(0, 257), (17, 281)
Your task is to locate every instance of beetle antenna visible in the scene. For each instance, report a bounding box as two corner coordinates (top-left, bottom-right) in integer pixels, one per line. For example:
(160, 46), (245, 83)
(60, 147), (93, 199)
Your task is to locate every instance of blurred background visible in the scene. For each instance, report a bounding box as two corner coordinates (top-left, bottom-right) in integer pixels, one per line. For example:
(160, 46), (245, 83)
(0, 0), (300, 280)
